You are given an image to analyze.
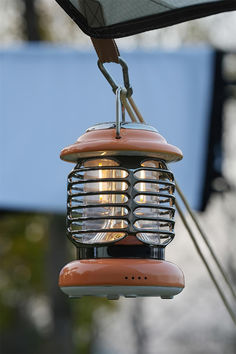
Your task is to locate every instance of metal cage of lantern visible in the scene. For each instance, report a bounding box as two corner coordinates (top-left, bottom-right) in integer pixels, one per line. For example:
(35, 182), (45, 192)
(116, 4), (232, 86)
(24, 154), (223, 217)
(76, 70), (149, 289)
(67, 155), (176, 250)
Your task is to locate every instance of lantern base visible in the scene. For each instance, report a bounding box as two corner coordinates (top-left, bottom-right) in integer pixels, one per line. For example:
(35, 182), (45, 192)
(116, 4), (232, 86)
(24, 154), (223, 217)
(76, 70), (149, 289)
(59, 258), (184, 299)
(60, 285), (183, 300)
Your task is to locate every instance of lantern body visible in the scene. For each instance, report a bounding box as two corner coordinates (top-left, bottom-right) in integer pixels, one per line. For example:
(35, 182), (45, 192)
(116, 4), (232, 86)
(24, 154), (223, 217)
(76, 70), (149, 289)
(59, 123), (185, 299)
(67, 156), (175, 246)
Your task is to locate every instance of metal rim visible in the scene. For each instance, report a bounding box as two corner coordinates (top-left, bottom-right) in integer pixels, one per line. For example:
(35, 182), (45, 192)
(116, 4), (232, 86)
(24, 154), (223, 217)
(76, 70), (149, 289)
(86, 122), (158, 133)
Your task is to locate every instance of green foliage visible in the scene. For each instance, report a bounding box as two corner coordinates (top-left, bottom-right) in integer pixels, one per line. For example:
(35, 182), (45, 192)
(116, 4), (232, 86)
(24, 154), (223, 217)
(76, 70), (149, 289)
(0, 213), (47, 329)
(0, 213), (116, 354)
(72, 297), (115, 354)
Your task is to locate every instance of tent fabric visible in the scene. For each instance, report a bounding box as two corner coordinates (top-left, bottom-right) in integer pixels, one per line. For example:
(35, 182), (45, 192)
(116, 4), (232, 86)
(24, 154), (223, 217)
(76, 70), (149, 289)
(55, 0), (236, 38)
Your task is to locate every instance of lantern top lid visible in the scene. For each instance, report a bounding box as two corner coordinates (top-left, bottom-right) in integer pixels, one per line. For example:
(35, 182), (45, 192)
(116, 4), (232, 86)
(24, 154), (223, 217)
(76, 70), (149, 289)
(86, 122), (158, 133)
(60, 122), (183, 163)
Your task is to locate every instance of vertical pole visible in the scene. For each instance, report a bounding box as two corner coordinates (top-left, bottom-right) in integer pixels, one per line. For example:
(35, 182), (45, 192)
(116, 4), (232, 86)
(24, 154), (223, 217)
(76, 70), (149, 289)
(21, 0), (41, 41)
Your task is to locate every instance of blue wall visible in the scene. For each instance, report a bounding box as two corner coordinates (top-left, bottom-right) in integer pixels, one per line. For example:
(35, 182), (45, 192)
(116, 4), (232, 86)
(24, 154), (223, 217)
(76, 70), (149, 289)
(0, 44), (214, 212)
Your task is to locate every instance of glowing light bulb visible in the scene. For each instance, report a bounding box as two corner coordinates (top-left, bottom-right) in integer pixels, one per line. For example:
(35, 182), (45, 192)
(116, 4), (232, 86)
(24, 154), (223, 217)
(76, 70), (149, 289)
(139, 169), (146, 203)
(98, 162), (103, 202)
(70, 158), (128, 244)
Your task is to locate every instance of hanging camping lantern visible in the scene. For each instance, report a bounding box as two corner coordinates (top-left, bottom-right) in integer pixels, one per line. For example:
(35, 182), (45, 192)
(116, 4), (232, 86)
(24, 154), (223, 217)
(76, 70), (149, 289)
(59, 59), (185, 299)
(59, 121), (185, 299)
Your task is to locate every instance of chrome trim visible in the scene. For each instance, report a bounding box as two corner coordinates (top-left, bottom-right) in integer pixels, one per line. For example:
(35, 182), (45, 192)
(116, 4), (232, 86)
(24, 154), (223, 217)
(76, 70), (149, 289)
(86, 122), (158, 133)
(60, 285), (183, 299)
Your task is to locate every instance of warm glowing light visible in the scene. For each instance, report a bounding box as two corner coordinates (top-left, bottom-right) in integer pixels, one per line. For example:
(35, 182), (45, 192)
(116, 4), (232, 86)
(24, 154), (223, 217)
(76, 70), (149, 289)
(68, 158), (174, 245)
(73, 158), (128, 243)
(98, 162), (103, 202)
(139, 169), (145, 203)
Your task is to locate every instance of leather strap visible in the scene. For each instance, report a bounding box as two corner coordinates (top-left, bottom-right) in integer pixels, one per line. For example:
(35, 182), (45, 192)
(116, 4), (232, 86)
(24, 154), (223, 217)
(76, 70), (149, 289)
(91, 38), (120, 63)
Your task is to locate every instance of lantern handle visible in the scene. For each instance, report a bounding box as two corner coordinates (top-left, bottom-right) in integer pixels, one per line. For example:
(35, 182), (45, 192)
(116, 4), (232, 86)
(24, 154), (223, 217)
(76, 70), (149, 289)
(97, 58), (133, 98)
(98, 57), (146, 125)
(115, 87), (122, 139)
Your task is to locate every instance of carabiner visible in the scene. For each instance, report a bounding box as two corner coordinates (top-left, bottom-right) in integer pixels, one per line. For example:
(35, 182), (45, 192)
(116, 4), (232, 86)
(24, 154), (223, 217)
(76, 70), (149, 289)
(97, 58), (133, 98)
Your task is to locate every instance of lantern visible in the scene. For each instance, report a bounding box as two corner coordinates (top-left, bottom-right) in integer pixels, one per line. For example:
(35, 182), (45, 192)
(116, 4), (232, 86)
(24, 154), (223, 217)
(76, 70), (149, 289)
(59, 121), (185, 299)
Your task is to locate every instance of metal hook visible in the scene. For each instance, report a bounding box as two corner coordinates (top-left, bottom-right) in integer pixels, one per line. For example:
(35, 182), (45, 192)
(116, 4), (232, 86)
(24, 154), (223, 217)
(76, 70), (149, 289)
(115, 87), (122, 139)
(97, 58), (133, 98)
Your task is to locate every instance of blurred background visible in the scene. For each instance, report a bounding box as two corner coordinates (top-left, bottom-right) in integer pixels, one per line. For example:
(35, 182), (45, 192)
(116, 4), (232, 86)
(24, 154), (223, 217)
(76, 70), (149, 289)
(0, 1), (236, 353)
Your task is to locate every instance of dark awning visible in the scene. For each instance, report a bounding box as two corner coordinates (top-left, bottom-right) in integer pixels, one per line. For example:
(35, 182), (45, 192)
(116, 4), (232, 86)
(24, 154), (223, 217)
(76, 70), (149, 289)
(55, 0), (236, 38)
